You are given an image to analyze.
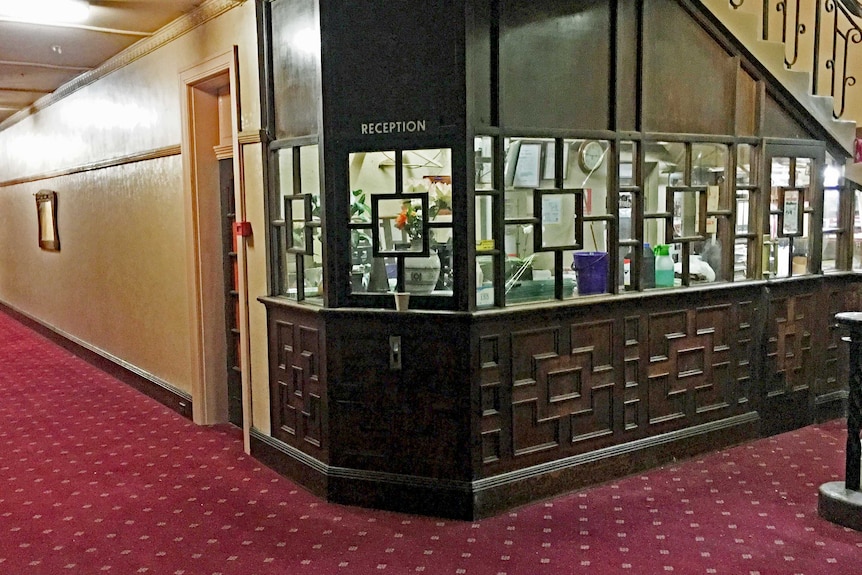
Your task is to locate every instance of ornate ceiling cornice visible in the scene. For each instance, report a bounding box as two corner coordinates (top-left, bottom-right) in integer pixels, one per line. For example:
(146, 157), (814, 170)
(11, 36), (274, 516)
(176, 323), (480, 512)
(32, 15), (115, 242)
(0, 0), (246, 131)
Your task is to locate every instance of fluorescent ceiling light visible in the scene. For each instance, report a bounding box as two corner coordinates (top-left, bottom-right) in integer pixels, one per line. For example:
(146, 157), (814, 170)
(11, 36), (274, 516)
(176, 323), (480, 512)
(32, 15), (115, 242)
(0, 0), (90, 24)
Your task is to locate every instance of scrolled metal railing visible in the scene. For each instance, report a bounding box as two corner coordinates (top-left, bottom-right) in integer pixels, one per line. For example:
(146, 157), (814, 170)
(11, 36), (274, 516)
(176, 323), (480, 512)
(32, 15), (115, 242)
(822, 0), (862, 117)
(729, 0), (862, 119)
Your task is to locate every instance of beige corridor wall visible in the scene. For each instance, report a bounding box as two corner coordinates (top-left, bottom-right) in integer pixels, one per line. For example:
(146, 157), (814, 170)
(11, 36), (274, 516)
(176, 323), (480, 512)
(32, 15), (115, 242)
(0, 1), (265, 405)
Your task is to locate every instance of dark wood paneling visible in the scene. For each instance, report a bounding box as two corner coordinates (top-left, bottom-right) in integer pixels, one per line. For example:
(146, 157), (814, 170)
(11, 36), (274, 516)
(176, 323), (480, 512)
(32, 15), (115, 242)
(735, 66), (759, 136)
(499, 0), (611, 130)
(267, 304), (328, 461)
(642, 0), (736, 134)
(325, 310), (473, 481)
(478, 288), (762, 477)
(762, 94), (812, 140)
(259, 277), (862, 518)
(320, 0), (465, 139)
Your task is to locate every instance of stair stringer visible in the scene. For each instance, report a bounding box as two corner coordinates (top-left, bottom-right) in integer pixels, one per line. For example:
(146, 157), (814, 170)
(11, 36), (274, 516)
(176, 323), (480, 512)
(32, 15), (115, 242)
(698, 0), (857, 156)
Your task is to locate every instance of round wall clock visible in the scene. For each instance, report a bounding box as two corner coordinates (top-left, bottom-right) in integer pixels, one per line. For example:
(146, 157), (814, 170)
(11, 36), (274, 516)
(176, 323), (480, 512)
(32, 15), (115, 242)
(578, 140), (605, 173)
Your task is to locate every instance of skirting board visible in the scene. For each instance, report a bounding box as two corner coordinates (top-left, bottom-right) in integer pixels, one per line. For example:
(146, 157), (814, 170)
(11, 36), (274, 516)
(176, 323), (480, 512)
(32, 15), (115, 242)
(0, 302), (193, 419)
(250, 412), (760, 520)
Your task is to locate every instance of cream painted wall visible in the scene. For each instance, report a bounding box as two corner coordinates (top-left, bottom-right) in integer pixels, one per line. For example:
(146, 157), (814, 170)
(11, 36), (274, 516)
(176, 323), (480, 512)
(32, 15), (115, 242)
(240, 146), (271, 434)
(0, 2), (265, 404)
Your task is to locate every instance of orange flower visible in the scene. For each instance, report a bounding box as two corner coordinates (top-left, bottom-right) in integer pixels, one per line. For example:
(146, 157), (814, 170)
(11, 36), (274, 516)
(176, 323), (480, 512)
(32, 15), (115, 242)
(395, 209), (408, 230)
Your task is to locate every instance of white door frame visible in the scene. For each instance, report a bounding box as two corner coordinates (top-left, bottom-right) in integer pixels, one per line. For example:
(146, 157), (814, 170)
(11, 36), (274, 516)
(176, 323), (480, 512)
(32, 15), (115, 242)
(179, 48), (252, 451)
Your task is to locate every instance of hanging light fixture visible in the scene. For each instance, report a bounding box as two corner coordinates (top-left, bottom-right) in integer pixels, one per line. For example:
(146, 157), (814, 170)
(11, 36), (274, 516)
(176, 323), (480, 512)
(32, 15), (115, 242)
(0, 0), (90, 24)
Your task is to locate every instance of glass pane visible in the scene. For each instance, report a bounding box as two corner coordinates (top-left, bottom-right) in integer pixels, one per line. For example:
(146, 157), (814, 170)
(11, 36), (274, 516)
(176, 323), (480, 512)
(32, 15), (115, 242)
(734, 238), (748, 280)
(402, 149), (452, 190)
(288, 196), (307, 251)
(620, 141), (635, 186)
(379, 197), (425, 252)
(824, 185), (840, 228)
(691, 143), (727, 186)
(736, 145), (753, 186)
(303, 258), (324, 298)
(771, 157), (790, 188)
(300, 145), (320, 203)
(277, 148), (295, 220)
(671, 189), (703, 238)
(572, 249), (609, 296)
(475, 195), (494, 248)
(571, 220), (610, 296)
(796, 157), (812, 187)
(736, 190), (751, 234)
(402, 148), (453, 253)
(476, 255), (495, 308)
(504, 138), (552, 189)
(348, 151), (393, 295)
(644, 142), (684, 250)
(474, 136), (494, 190)
(822, 234), (837, 272)
(284, 254), (299, 299)
(506, 239), (560, 305)
(539, 191), (579, 249)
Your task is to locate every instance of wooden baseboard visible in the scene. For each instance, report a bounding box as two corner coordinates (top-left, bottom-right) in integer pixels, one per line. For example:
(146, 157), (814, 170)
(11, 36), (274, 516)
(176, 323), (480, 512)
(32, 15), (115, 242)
(0, 303), (193, 419)
(251, 413), (760, 519)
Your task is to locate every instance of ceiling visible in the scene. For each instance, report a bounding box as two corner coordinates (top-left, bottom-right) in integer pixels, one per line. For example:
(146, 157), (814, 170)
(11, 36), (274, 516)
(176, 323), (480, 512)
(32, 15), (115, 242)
(0, 0), (203, 126)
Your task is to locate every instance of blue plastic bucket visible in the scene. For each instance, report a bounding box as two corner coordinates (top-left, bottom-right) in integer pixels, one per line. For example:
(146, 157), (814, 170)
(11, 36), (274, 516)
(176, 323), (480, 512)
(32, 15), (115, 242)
(572, 252), (609, 295)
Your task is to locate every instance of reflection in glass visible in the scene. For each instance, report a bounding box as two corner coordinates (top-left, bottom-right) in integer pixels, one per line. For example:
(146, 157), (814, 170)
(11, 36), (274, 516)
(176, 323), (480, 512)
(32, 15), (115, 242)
(734, 239), (748, 280)
(475, 195), (494, 246)
(736, 145), (752, 186)
(671, 189), (704, 239)
(474, 136), (494, 190)
(691, 143), (727, 186)
(287, 196), (307, 251)
(476, 255), (495, 307)
(277, 148), (295, 219)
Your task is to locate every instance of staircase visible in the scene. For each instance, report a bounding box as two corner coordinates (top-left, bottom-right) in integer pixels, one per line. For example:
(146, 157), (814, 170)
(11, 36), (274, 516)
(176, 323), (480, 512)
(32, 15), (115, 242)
(698, 0), (858, 159)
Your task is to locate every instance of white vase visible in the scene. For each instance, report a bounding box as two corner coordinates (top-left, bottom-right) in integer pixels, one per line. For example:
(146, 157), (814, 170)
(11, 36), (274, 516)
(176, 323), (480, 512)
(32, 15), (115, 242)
(404, 250), (441, 294)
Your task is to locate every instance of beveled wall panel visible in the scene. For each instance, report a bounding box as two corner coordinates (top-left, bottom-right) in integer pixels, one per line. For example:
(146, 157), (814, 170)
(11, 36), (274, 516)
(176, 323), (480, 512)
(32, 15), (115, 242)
(268, 309), (326, 459)
(764, 294), (815, 397)
(479, 286), (772, 475)
(507, 320), (619, 458)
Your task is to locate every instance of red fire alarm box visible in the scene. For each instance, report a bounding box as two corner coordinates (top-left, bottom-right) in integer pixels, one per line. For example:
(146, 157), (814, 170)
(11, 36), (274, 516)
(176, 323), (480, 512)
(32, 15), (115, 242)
(234, 221), (252, 237)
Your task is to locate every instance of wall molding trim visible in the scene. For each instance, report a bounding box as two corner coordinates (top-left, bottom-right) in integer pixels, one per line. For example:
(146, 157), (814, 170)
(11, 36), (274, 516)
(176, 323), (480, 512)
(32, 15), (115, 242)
(0, 0), (247, 132)
(0, 145), (182, 188)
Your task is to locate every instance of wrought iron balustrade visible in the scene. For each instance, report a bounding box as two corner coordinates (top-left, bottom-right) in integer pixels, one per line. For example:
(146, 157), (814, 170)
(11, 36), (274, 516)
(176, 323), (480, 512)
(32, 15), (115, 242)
(728, 0), (862, 119)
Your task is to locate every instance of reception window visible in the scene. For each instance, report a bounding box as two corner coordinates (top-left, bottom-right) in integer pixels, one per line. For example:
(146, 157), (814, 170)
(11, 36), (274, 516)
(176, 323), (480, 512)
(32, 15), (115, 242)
(347, 148), (454, 297)
(499, 137), (605, 305)
(482, 135), (749, 307)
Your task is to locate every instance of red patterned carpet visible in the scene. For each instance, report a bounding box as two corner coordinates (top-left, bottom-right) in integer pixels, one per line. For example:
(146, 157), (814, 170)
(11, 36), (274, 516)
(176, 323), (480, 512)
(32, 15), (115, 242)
(0, 309), (860, 575)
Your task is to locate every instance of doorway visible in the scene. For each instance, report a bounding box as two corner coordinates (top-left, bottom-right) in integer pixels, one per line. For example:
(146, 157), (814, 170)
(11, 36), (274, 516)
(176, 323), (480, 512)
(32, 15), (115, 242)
(219, 155), (243, 426)
(180, 51), (247, 432)
(759, 140), (825, 437)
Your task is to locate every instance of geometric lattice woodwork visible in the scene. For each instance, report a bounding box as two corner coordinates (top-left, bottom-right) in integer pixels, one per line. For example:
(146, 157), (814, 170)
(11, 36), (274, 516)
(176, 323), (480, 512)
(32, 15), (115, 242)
(765, 294), (814, 397)
(510, 322), (615, 457)
(273, 320), (322, 449)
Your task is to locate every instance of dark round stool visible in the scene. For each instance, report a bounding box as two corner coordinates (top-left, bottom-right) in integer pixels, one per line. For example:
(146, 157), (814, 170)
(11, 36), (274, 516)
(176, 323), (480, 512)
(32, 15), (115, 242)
(818, 312), (862, 531)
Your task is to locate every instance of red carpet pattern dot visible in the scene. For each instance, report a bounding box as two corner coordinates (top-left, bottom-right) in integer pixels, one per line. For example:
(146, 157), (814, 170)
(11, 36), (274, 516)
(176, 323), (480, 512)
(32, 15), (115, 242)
(0, 310), (860, 574)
